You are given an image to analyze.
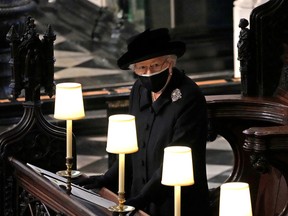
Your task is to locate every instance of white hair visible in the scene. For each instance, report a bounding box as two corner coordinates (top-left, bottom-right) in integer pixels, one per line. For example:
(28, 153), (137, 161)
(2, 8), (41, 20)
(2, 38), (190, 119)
(128, 54), (177, 70)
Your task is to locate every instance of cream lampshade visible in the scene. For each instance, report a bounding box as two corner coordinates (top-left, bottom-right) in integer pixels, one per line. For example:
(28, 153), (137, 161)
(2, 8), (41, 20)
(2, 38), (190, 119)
(161, 146), (194, 216)
(162, 146), (194, 186)
(219, 182), (253, 216)
(106, 114), (138, 212)
(54, 82), (85, 120)
(106, 114), (138, 154)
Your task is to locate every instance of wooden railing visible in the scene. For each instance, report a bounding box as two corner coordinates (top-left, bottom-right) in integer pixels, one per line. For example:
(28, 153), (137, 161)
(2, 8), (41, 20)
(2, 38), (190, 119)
(9, 157), (149, 216)
(9, 157), (104, 216)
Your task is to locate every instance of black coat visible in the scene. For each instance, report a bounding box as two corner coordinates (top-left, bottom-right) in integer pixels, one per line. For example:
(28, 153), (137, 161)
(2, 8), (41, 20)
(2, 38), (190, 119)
(104, 68), (210, 216)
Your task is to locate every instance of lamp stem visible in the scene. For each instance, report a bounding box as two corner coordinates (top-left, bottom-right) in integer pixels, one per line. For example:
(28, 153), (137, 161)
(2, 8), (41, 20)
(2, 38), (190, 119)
(66, 120), (73, 158)
(119, 153), (125, 194)
(108, 153), (135, 213)
(66, 157), (73, 195)
(175, 185), (181, 216)
(66, 120), (73, 195)
(170, 0), (175, 28)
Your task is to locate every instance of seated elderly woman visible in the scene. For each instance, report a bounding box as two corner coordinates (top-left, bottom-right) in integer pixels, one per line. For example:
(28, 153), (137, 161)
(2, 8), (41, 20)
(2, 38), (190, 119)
(76, 28), (210, 216)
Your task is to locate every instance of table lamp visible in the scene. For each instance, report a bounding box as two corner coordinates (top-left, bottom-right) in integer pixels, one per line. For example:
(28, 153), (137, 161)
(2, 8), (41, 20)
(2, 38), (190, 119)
(219, 182), (253, 216)
(106, 114), (138, 213)
(161, 146), (194, 216)
(54, 82), (85, 194)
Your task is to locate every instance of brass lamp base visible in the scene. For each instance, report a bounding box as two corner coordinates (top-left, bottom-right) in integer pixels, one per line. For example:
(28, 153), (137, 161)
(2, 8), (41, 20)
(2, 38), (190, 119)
(108, 205), (135, 213)
(108, 192), (135, 213)
(56, 170), (81, 178)
(57, 157), (74, 195)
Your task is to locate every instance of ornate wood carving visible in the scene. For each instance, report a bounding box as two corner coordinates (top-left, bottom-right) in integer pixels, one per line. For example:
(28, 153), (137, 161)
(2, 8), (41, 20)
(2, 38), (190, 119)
(0, 17), (76, 216)
(208, 4), (288, 202)
(10, 157), (105, 216)
(0, 0), (36, 99)
(206, 94), (288, 216)
(248, 0), (288, 96)
(243, 126), (288, 216)
(237, 18), (251, 96)
(232, 1), (288, 215)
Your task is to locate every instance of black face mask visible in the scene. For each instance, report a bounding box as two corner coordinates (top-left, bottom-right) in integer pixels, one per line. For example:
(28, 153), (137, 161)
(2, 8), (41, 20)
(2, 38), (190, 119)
(138, 67), (170, 92)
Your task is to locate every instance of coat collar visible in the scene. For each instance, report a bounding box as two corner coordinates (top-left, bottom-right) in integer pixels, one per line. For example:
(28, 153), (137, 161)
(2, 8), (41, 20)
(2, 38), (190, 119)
(139, 68), (184, 114)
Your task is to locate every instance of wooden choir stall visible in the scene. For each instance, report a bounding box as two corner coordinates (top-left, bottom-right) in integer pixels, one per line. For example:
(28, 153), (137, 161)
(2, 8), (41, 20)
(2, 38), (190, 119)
(208, 0), (288, 215)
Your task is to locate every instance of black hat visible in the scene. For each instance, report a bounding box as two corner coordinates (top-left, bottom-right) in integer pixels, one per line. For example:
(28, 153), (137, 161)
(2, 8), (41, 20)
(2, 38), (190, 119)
(117, 28), (186, 70)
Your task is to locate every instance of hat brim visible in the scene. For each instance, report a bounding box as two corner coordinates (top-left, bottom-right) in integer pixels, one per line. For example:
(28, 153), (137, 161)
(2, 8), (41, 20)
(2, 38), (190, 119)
(117, 41), (185, 70)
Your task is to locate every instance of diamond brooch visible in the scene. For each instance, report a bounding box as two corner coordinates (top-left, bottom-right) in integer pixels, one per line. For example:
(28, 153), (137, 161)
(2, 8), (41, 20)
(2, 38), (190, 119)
(171, 88), (182, 102)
